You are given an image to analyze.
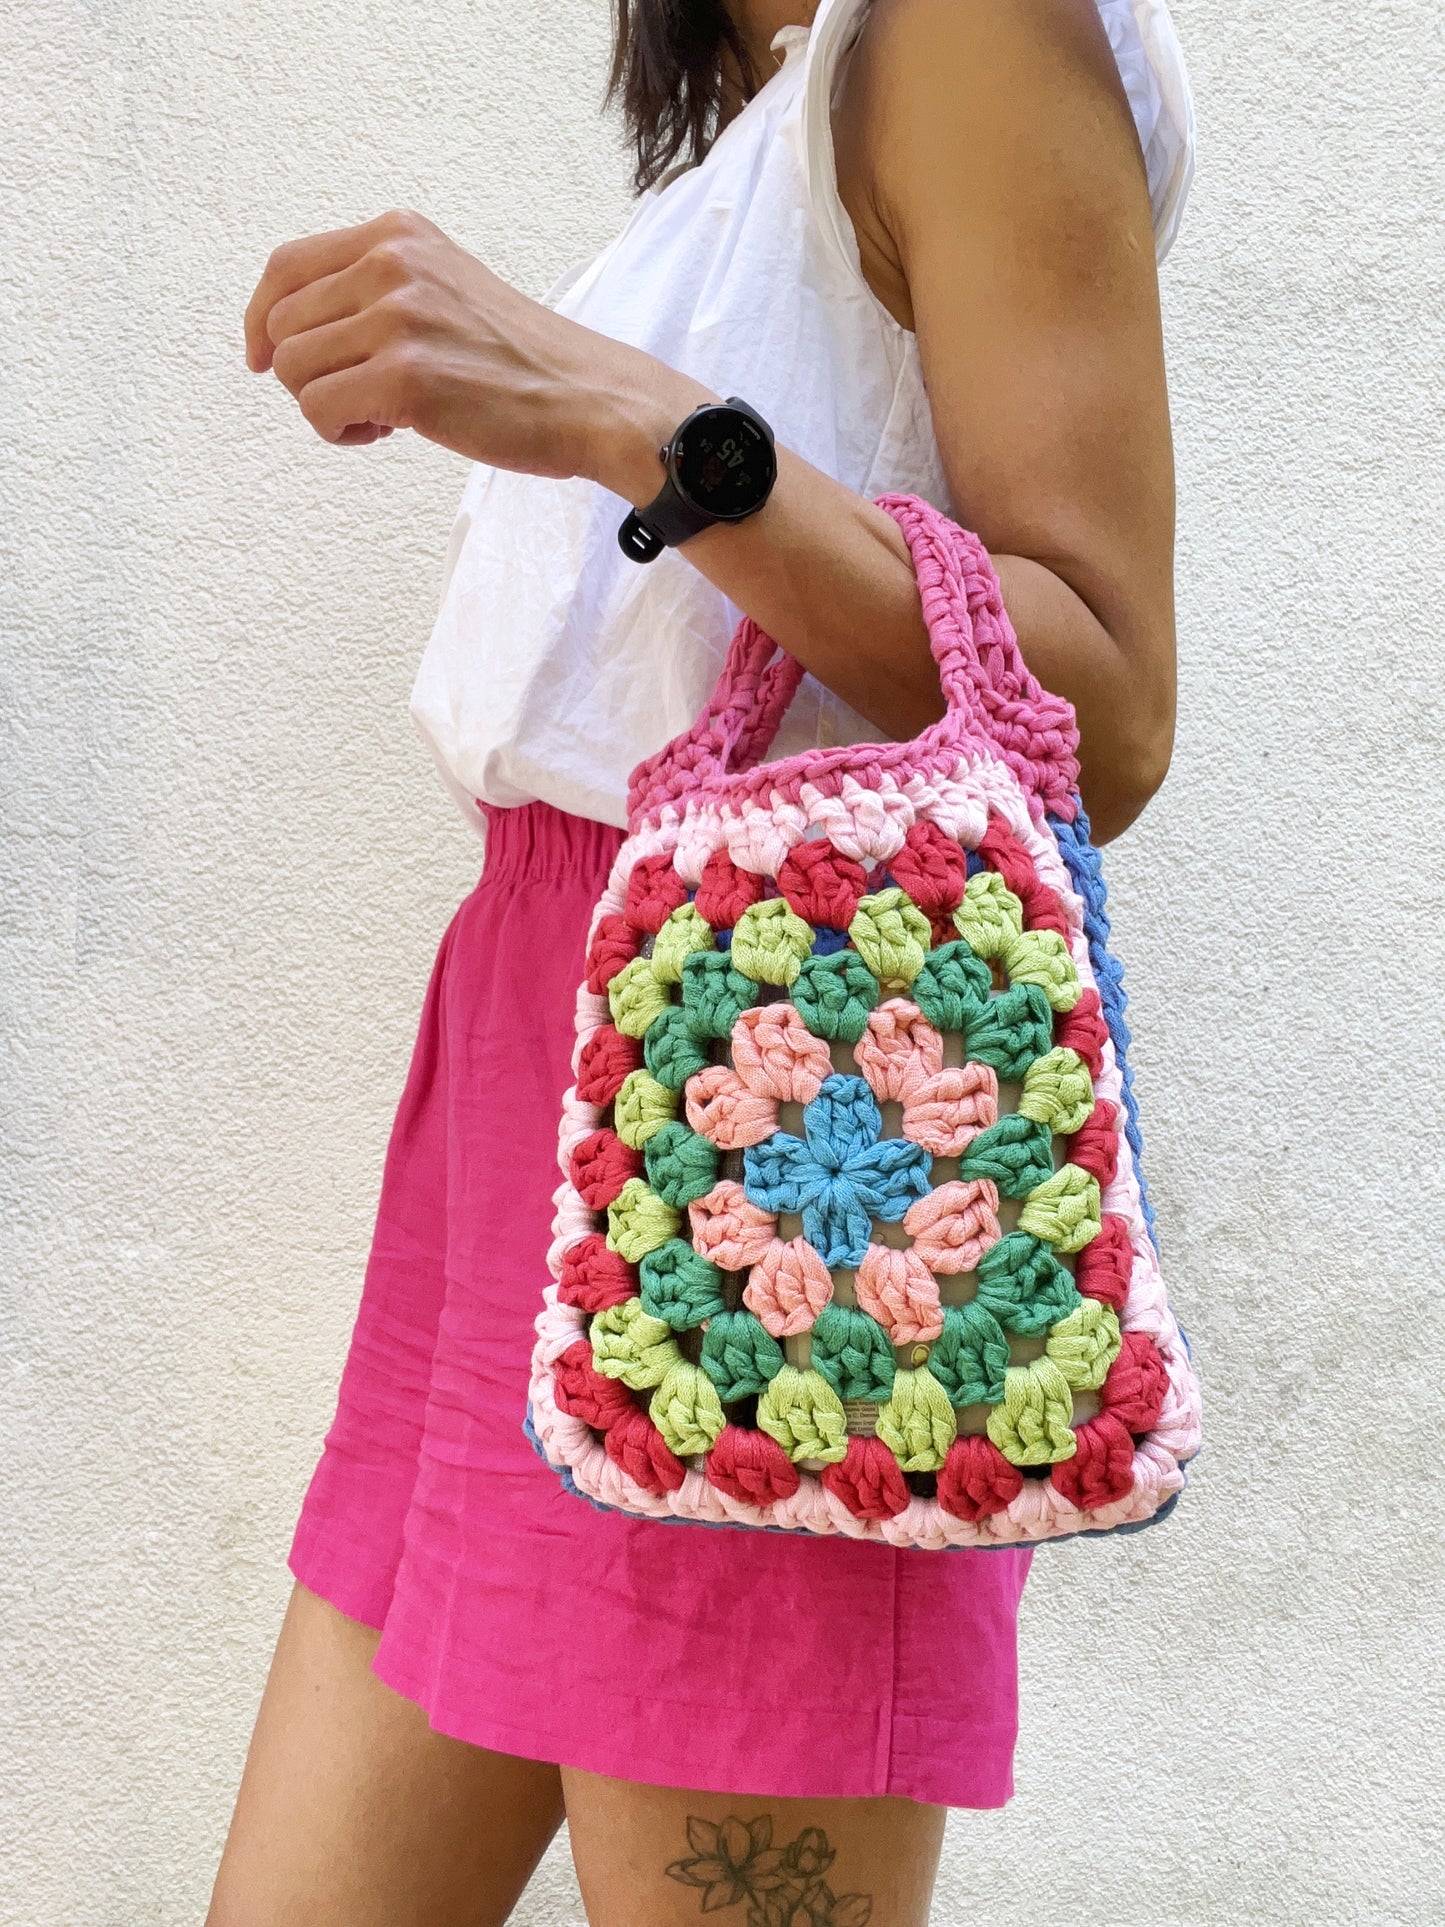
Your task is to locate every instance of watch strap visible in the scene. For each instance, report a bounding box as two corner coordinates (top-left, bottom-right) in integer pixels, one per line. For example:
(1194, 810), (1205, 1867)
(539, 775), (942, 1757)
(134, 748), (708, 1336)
(620, 479), (718, 561)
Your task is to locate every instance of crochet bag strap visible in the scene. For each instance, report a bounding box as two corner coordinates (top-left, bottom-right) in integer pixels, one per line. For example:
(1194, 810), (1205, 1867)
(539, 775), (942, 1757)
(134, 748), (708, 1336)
(625, 494), (1081, 828)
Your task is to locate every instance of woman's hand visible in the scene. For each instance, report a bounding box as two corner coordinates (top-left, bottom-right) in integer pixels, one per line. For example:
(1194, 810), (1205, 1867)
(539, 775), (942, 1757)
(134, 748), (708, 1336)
(244, 209), (707, 497)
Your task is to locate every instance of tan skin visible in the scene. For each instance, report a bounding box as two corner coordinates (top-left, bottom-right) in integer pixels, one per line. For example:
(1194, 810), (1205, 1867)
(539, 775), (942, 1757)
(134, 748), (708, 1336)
(210, 3), (1176, 1921)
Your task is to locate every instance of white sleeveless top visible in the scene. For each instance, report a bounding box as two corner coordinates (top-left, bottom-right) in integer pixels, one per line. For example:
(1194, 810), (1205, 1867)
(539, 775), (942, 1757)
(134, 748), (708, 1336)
(412, 0), (1195, 834)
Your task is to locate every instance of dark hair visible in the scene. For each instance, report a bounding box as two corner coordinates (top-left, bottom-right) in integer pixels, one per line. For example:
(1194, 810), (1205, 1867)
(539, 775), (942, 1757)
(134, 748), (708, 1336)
(608, 1), (759, 193)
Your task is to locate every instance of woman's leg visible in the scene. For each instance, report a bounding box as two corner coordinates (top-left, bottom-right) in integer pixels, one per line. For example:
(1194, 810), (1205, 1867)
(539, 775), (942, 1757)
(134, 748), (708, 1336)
(207, 1583), (565, 1927)
(562, 1767), (945, 1927)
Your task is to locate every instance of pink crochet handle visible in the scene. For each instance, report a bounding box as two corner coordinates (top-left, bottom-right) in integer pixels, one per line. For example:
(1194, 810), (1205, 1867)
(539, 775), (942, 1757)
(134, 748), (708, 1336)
(625, 494), (1081, 830)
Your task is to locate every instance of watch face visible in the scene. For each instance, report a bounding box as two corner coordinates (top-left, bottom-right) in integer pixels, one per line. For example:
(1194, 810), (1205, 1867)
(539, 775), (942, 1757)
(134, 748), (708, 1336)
(674, 407), (777, 519)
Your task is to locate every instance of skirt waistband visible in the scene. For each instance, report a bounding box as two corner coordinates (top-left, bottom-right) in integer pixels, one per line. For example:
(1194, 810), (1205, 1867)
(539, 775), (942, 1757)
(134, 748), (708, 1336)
(478, 800), (623, 889)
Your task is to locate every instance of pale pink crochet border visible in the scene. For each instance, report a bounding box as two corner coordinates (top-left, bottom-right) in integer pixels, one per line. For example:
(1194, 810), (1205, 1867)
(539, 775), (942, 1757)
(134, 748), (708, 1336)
(529, 754), (1203, 1550)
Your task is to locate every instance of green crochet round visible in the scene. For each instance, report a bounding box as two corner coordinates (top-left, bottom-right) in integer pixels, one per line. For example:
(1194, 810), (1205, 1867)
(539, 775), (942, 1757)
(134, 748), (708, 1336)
(963, 981), (1054, 1080)
(975, 1231), (1080, 1337)
(638, 1239), (727, 1330)
(790, 951), (878, 1043)
(730, 899), (814, 987)
(809, 1303), (896, 1403)
(959, 1113), (1056, 1199)
(643, 1122), (719, 1210)
(912, 942), (992, 1033)
(700, 1309), (786, 1402)
(681, 950), (759, 1041)
(643, 1006), (709, 1092)
(650, 903), (714, 984)
(928, 1301), (1011, 1406)
(1019, 1047), (1095, 1136)
(848, 888), (931, 989)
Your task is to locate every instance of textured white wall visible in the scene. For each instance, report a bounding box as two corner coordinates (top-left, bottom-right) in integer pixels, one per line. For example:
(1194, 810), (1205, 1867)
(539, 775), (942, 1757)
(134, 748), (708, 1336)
(2, 1), (1441, 1921)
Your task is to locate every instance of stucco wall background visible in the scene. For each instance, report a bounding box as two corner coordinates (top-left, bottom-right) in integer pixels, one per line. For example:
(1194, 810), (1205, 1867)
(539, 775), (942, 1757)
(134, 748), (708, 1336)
(2, 1), (1441, 1921)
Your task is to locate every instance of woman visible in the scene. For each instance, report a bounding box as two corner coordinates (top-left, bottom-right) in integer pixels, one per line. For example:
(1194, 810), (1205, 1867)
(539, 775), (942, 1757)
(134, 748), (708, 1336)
(210, 2), (1193, 1921)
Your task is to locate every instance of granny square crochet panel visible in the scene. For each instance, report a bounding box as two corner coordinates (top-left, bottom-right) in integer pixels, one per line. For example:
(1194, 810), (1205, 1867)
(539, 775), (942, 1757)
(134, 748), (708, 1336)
(528, 496), (1201, 1549)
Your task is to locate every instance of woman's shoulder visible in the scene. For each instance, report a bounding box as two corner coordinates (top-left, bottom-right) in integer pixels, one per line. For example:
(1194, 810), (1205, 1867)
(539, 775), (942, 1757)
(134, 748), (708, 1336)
(831, 0), (1193, 319)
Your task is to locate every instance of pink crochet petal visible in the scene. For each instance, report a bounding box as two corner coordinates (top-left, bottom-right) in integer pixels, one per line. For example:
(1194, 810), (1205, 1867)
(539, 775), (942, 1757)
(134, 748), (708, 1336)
(688, 1181), (778, 1270)
(684, 1065), (779, 1149)
(903, 774), (989, 851)
(730, 1003), (833, 1104)
(743, 1237), (834, 1338)
(905, 1179), (1002, 1274)
(852, 1000), (943, 1103)
(902, 1062), (999, 1156)
(854, 1245), (945, 1343)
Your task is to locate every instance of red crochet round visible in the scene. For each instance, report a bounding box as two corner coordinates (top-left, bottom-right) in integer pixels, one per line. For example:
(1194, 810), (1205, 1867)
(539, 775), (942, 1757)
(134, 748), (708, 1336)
(570, 1129), (643, 1210)
(575, 1024), (643, 1107)
(704, 1424), (801, 1506)
(1022, 885), (1070, 939)
(558, 1233), (638, 1313)
(777, 839), (869, 929)
(822, 1436), (912, 1520)
(552, 1341), (634, 1430)
(1074, 1212), (1133, 1310)
(976, 816), (1070, 937)
(889, 819), (969, 917)
(936, 1435), (1024, 1522)
(1054, 988), (1109, 1076)
(976, 816), (1037, 897)
(605, 1406), (688, 1494)
(1068, 1097), (1120, 1189)
(584, 914), (639, 996)
(693, 849), (767, 929)
(624, 852), (689, 934)
(1051, 1411), (1135, 1509)
(1100, 1330), (1170, 1434)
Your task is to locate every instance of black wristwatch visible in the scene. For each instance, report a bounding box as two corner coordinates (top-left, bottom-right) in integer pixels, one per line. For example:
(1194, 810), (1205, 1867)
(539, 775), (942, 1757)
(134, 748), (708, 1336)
(617, 398), (777, 563)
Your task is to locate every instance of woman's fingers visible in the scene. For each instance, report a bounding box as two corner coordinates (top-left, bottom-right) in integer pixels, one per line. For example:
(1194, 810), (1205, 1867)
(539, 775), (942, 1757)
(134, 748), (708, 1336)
(244, 226), (366, 372)
(243, 209), (435, 373)
(264, 257), (371, 354)
(269, 311), (374, 401)
(294, 357), (406, 445)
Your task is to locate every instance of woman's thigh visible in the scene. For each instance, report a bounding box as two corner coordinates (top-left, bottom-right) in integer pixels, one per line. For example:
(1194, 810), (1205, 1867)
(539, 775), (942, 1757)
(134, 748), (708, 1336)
(207, 1583), (564, 1927)
(562, 1766), (945, 1927)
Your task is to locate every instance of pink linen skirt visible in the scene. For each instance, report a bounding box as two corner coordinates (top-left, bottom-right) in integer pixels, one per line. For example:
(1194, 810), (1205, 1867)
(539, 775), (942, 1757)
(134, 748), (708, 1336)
(290, 801), (1031, 1806)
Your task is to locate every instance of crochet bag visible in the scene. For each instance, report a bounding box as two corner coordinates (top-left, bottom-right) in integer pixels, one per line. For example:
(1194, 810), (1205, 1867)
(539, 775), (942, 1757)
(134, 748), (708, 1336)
(528, 495), (1201, 1549)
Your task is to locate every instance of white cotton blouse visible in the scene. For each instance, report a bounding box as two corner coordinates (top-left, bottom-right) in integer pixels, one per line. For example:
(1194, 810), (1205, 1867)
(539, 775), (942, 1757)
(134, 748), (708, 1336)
(412, 0), (1195, 835)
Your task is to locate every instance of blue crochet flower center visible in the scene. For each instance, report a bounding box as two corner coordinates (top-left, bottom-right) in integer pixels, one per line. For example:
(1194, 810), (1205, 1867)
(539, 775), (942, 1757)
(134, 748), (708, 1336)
(742, 1073), (932, 1268)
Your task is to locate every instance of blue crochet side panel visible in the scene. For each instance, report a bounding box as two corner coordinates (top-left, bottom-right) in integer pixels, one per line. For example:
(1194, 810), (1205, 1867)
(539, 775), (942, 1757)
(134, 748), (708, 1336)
(1048, 805), (1158, 1250)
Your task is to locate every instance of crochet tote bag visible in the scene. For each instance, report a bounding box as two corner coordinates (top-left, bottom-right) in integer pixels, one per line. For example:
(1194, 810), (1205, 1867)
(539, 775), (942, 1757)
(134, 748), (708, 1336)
(528, 494), (1201, 1549)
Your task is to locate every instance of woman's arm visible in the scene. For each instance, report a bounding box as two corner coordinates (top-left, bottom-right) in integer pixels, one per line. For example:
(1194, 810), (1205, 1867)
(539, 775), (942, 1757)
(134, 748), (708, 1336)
(660, 0), (1178, 840)
(245, 2), (1174, 842)
(831, 0), (1178, 836)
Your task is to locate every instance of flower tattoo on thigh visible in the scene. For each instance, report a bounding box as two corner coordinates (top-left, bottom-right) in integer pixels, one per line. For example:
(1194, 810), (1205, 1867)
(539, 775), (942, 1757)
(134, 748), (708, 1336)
(666, 1816), (873, 1925)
